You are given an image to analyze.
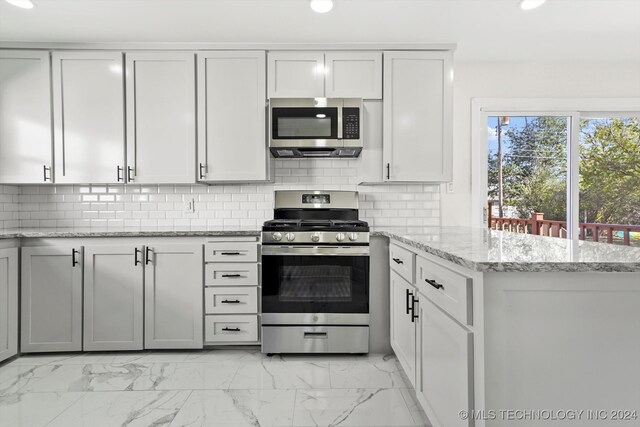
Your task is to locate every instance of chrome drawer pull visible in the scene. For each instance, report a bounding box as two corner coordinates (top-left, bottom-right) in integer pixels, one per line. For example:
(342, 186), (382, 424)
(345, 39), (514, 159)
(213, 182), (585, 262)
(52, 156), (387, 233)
(222, 327), (241, 332)
(220, 252), (241, 256)
(221, 299), (241, 304)
(304, 332), (328, 339)
(392, 257), (403, 264)
(221, 274), (242, 278)
(425, 278), (444, 290)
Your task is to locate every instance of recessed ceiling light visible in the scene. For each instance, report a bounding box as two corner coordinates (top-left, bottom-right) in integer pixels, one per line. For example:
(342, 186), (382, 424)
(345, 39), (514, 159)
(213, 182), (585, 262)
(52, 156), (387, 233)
(310, 0), (333, 14)
(5, 0), (34, 9)
(519, 0), (546, 10)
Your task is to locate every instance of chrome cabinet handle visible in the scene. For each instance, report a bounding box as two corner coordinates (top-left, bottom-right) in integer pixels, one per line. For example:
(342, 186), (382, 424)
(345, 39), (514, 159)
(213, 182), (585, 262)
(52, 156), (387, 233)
(221, 274), (242, 278)
(425, 278), (444, 290)
(386, 163), (390, 179)
(221, 299), (241, 304)
(117, 166), (124, 182)
(145, 247), (153, 265)
(199, 163), (206, 179)
(392, 257), (403, 265)
(222, 327), (241, 332)
(127, 166), (134, 182)
(406, 289), (413, 315)
(43, 165), (51, 182)
(134, 248), (142, 265)
(220, 252), (241, 256)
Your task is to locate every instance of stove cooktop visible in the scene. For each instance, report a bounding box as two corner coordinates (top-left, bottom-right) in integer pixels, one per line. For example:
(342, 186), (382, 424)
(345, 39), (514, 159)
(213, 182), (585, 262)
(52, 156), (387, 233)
(262, 219), (369, 232)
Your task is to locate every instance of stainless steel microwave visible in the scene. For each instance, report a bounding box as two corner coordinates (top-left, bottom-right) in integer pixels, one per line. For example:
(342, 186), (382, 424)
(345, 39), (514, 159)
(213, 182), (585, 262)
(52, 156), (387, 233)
(269, 98), (363, 158)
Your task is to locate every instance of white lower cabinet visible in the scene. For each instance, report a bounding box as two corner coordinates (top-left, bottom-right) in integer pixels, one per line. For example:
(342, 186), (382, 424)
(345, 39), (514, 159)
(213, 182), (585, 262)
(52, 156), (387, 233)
(21, 246), (83, 352)
(205, 286), (258, 314)
(204, 238), (260, 345)
(390, 270), (417, 387)
(390, 242), (474, 427)
(205, 315), (258, 343)
(83, 245), (144, 351)
(144, 243), (203, 349)
(0, 248), (18, 362)
(418, 295), (474, 427)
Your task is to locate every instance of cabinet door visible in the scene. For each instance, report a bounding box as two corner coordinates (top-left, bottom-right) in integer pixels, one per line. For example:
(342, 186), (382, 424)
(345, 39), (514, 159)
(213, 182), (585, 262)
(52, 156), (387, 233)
(0, 248), (18, 362)
(21, 246), (83, 352)
(144, 244), (203, 349)
(267, 51), (324, 98)
(418, 295), (473, 427)
(325, 52), (382, 99)
(383, 51), (453, 182)
(197, 51), (267, 182)
(84, 245), (144, 351)
(390, 270), (417, 387)
(125, 52), (196, 184)
(0, 50), (53, 184)
(52, 51), (125, 183)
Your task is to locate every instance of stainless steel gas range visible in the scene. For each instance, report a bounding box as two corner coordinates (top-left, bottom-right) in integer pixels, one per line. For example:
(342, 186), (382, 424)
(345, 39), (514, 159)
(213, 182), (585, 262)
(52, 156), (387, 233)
(261, 190), (370, 354)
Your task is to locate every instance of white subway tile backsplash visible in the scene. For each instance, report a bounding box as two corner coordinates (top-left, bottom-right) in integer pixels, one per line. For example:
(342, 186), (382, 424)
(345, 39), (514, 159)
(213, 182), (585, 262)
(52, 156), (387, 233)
(1, 162), (441, 230)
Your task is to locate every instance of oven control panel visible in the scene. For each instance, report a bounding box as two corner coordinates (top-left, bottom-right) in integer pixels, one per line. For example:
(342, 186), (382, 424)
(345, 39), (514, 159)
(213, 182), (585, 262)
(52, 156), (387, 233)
(302, 194), (330, 204)
(262, 231), (369, 245)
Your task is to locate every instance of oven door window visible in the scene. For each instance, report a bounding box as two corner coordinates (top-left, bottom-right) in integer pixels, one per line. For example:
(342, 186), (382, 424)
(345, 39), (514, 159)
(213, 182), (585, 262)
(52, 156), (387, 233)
(272, 107), (338, 140)
(262, 255), (369, 313)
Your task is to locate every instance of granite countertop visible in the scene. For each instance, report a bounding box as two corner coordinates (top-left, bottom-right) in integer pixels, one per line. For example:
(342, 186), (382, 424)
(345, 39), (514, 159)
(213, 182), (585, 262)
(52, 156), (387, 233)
(0, 228), (261, 239)
(3, 226), (639, 273)
(374, 227), (640, 273)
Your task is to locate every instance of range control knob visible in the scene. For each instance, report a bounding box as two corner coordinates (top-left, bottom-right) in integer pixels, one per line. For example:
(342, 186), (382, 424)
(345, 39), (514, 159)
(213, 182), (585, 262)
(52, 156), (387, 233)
(336, 232), (346, 242)
(272, 232), (283, 241)
(348, 233), (358, 241)
(285, 232), (295, 242)
(311, 232), (321, 243)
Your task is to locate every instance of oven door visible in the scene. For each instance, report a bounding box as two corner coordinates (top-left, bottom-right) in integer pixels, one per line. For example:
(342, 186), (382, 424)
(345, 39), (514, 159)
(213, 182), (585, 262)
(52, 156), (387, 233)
(271, 106), (340, 145)
(261, 246), (369, 318)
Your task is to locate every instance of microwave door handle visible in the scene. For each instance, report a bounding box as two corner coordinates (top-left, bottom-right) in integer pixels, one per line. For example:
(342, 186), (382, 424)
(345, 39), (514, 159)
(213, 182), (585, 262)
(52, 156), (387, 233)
(337, 107), (343, 140)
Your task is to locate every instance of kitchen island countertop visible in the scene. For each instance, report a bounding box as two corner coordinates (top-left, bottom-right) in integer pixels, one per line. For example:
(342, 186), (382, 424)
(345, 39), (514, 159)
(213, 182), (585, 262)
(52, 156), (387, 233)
(374, 226), (640, 273)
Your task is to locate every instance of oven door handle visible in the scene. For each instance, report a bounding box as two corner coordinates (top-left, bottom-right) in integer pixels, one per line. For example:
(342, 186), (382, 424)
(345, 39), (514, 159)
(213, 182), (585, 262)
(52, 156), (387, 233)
(261, 246), (370, 256)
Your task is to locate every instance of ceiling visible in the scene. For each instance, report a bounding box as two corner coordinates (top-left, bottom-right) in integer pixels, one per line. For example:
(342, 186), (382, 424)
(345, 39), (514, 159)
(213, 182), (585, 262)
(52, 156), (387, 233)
(0, 0), (639, 61)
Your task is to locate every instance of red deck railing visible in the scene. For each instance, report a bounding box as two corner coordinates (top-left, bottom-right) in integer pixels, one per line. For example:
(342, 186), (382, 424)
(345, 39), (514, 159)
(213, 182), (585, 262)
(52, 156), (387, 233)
(488, 207), (640, 246)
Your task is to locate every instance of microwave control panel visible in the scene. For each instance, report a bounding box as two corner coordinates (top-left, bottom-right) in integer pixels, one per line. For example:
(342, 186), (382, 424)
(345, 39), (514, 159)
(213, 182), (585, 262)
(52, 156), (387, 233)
(342, 108), (360, 139)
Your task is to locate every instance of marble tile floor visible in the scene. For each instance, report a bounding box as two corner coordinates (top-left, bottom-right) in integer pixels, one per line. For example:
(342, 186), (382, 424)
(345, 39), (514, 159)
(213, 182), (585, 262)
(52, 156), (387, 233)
(0, 349), (431, 427)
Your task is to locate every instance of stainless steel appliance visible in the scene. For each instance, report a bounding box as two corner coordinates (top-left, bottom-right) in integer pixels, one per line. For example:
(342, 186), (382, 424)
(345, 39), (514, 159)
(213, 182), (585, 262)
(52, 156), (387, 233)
(269, 98), (363, 158)
(261, 190), (370, 354)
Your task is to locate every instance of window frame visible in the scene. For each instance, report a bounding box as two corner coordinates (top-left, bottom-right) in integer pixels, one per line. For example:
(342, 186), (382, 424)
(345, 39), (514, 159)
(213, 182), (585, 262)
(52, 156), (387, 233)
(471, 98), (640, 241)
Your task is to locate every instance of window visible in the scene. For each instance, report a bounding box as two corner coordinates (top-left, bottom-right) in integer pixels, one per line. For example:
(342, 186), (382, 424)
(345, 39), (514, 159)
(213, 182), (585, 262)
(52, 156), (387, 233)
(472, 99), (640, 247)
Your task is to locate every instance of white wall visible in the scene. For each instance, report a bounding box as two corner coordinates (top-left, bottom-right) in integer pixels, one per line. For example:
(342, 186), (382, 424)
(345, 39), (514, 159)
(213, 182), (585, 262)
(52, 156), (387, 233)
(441, 60), (640, 227)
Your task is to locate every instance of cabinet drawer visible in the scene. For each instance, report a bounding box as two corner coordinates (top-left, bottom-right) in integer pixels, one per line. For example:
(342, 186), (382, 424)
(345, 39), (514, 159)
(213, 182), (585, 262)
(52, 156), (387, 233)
(205, 242), (258, 262)
(205, 263), (259, 286)
(389, 244), (415, 284)
(205, 315), (258, 343)
(416, 255), (472, 325)
(205, 287), (258, 314)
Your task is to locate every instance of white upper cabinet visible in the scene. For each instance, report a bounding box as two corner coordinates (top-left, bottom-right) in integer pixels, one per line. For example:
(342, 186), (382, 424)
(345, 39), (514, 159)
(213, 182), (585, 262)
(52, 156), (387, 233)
(125, 52), (196, 184)
(268, 51), (324, 98)
(383, 51), (453, 182)
(325, 52), (382, 99)
(197, 51), (268, 182)
(268, 51), (382, 99)
(0, 50), (53, 184)
(52, 51), (125, 184)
